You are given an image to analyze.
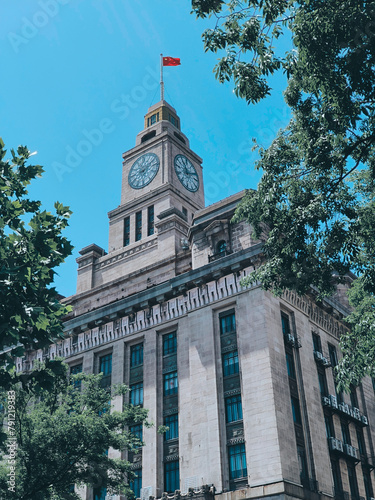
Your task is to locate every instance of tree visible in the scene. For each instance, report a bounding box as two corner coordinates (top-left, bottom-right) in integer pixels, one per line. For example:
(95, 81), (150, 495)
(191, 0), (375, 388)
(0, 138), (73, 374)
(0, 361), (150, 499)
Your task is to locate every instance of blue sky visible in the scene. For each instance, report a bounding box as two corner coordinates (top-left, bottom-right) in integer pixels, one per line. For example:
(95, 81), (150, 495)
(1, 0), (290, 298)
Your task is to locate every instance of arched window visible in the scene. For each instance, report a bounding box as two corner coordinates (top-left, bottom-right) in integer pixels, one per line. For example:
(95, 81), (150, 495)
(217, 240), (226, 256)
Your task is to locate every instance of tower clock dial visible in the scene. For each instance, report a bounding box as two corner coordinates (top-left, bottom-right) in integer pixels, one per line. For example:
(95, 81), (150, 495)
(128, 153), (160, 189)
(174, 154), (199, 192)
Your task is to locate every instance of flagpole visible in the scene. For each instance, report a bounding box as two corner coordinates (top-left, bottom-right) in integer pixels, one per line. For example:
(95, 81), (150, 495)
(160, 53), (164, 101)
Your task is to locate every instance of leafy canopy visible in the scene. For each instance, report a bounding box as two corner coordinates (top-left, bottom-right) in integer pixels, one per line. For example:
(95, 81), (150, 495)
(0, 361), (150, 499)
(0, 138), (73, 373)
(191, 0), (375, 389)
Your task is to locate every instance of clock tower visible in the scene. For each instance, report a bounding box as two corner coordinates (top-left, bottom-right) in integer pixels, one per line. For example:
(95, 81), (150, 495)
(76, 100), (204, 293)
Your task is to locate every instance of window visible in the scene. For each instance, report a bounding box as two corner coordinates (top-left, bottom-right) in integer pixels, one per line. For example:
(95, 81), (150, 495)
(297, 445), (308, 480)
(147, 112), (159, 127)
(163, 332), (177, 356)
(228, 443), (247, 480)
(347, 464), (359, 500)
(124, 216), (130, 246)
(325, 414), (335, 438)
(350, 386), (359, 408)
(356, 428), (366, 456)
(93, 487), (106, 500)
(169, 113), (177, 127)
(164, 414), (178, 440)
(312, 332), (322, 353)
(182, 207), (187, 217)
(131, 344), (143, 367)
(281, 312), (291, 336)
(130, 424), (143, 443)
(130, 469), (142, 499)
(328, 344), (338, 367)
(363, 468), (374, 500)
(331, 459), (342, 496)
(318, 371), (328, 397)
(70, 363), (82, 390)
(286, 351), (296, 379)
(130, 382), (143, 406)
(164, 460), (179, 492)
(222, 350), (239, 376)
(291, 397), (302, 425)
(99, 353), (112, 389)
(216, 240), (226, 256)
(147, 205), (154, 236)
(135, 211), (142, 241)
(341, 421), (351, 445)
(164, 372), (178, 396)
(220, 312), (236, 335)
(225, 395), (243, 423)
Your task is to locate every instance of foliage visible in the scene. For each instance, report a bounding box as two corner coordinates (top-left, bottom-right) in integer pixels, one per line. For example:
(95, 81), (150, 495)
(0, 138), (73, 373)
(192, 0), (375, 388)
(0, 361), (150, 499)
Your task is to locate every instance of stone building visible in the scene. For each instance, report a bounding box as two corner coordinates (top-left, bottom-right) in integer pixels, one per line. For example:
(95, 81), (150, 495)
(17, 100), (375, 500)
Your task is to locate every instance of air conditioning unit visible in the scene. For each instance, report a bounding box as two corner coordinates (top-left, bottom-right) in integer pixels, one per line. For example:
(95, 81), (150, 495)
(286, 334), (295, 346)
(338, 403), (345, 413)
(344, 444), (353, 457)
(329, 437), (343, 452)
(314, 351), (323, 361)
(140, 486), (155, 500)
(322, 396), (331, 407)
(353, 407), (361, 420)
(330, 395), (338, 409)
(322, 357), (331, 367)
(361, 415), (369, 425)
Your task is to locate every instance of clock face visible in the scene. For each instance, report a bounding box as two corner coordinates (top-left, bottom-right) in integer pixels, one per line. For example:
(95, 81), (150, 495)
(128, 153), (160, 189)
(174, 154), (199, 192)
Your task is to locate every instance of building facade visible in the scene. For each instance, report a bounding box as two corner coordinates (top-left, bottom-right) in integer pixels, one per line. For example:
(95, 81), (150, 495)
(17, 100), (375, 500)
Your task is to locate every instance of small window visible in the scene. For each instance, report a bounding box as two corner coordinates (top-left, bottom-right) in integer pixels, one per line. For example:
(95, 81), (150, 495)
(130, 382), (143, 406)
(182, 207), (187, 217)
(222, 350), (239, 376)
(131, 344), (143, 367)
(135, 211), (142, 241)
(350, 385), (358, 408)
(348, 463), (359, 500)
(164, 371), (178, 396)
(164, 414), (179, 440)
(130, 469), (142, 499)
(297, 445), (308, 480)
(220, 312), (236, 335)
(228, 443), (247, 480)
(216, 240), (226, 256)
(147, 112), (159, 127)
(169, 113), (177, 127)
(124, 216), (130, 246)
(163, 332), (177, 356)
(164, 460), (179, 493)
(225, 395), (243, 423)
(147, 205), (154, 236)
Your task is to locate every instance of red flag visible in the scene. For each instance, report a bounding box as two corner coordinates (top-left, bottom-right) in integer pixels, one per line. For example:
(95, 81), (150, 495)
(163, 57), (181, 66)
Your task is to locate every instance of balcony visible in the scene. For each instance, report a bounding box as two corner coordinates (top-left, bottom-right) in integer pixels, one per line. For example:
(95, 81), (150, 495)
(208, 250), (232, 262)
